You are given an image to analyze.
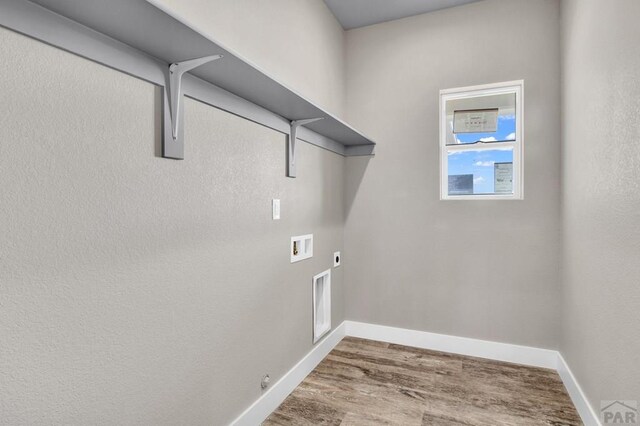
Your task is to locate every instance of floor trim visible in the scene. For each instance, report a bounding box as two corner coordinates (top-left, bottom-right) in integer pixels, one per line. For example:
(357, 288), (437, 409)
(230, 321), (346, 426)
(345, 320), (558, 369)
(557, 353), (601, 426)
(230, 320), (598, 426)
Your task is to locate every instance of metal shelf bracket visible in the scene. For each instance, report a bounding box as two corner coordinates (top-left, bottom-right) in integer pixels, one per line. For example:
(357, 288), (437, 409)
(287, 118), (324, 177)
(163, 54), (223, 159)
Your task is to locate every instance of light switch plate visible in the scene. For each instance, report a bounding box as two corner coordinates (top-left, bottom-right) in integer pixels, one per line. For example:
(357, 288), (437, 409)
(272, 199), (280, 220)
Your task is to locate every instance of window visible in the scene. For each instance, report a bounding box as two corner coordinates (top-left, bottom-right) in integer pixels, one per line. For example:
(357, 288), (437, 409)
(440, 81), (523, 200)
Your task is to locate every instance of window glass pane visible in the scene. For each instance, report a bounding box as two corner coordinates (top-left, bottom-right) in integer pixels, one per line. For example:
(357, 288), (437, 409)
(445, 93), (516, 145)
(447, 148), (514, 196)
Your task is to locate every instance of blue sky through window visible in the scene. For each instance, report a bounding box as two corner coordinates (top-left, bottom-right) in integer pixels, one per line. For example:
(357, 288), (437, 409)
(447, 115), (516, 194)
(448, 149), (513, 194)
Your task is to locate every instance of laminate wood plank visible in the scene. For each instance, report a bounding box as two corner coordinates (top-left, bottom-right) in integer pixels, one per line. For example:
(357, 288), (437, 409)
(263, 337), (582, 425)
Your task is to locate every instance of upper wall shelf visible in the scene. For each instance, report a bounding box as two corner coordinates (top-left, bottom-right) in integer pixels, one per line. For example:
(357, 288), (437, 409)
(0, 0), (375, 174)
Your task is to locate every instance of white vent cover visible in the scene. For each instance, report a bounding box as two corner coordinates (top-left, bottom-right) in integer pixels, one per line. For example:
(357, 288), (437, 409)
(313, 269), (331, 343)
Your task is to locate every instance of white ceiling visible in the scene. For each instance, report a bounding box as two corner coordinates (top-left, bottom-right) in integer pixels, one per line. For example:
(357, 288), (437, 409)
(324, 0), (482, 30)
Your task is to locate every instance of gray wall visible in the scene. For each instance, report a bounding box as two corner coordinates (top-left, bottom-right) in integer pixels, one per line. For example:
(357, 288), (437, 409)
(0, 23), (345, 425)
(561, 0), (640, 409)
(344, 0), (563, 349)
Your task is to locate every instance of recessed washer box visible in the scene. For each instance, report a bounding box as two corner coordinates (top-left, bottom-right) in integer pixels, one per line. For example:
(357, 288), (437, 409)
(291, 234), (313, 263)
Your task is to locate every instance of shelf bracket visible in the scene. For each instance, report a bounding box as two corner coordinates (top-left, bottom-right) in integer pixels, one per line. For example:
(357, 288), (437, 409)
(163, 54), (223, 159)
(287, 118), (324, 177)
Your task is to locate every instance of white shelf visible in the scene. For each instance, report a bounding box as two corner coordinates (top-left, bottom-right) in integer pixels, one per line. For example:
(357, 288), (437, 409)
(0, 0), (376, 168)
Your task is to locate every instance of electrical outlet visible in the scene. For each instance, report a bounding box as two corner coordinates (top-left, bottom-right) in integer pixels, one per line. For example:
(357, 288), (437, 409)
(333, 251), (341, 267)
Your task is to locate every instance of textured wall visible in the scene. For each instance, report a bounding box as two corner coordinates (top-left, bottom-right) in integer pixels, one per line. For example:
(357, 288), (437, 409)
(343, 0), (563, 349)
(561, 0), (640, 409)
(0, 26), (345, 425)
(152, 0), (346, 118)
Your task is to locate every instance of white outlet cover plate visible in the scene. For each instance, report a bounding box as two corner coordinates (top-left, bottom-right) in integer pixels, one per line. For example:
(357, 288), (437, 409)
(333, 251), (341, 267)
(272, 199), (280, 220)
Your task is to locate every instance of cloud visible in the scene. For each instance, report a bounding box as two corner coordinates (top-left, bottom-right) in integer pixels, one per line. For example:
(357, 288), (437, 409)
(474, 161), (495, 167)
(506, 132), (516, 140)
(479, 137), (497, 142)
(473, 176), (485, 184)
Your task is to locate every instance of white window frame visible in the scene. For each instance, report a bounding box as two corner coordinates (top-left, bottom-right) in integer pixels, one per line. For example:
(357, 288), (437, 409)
(439, 80), (524, 200)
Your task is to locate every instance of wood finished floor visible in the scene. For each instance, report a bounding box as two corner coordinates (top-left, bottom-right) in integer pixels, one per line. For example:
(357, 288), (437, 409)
(264, 337), (582, 426)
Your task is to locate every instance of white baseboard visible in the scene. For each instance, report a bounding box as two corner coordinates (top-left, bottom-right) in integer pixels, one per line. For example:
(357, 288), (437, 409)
(230, 320), (597, 426)
(230, 321), (346, 426)
(345, 321), (558, 369)
(557, 353), (601, 426)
